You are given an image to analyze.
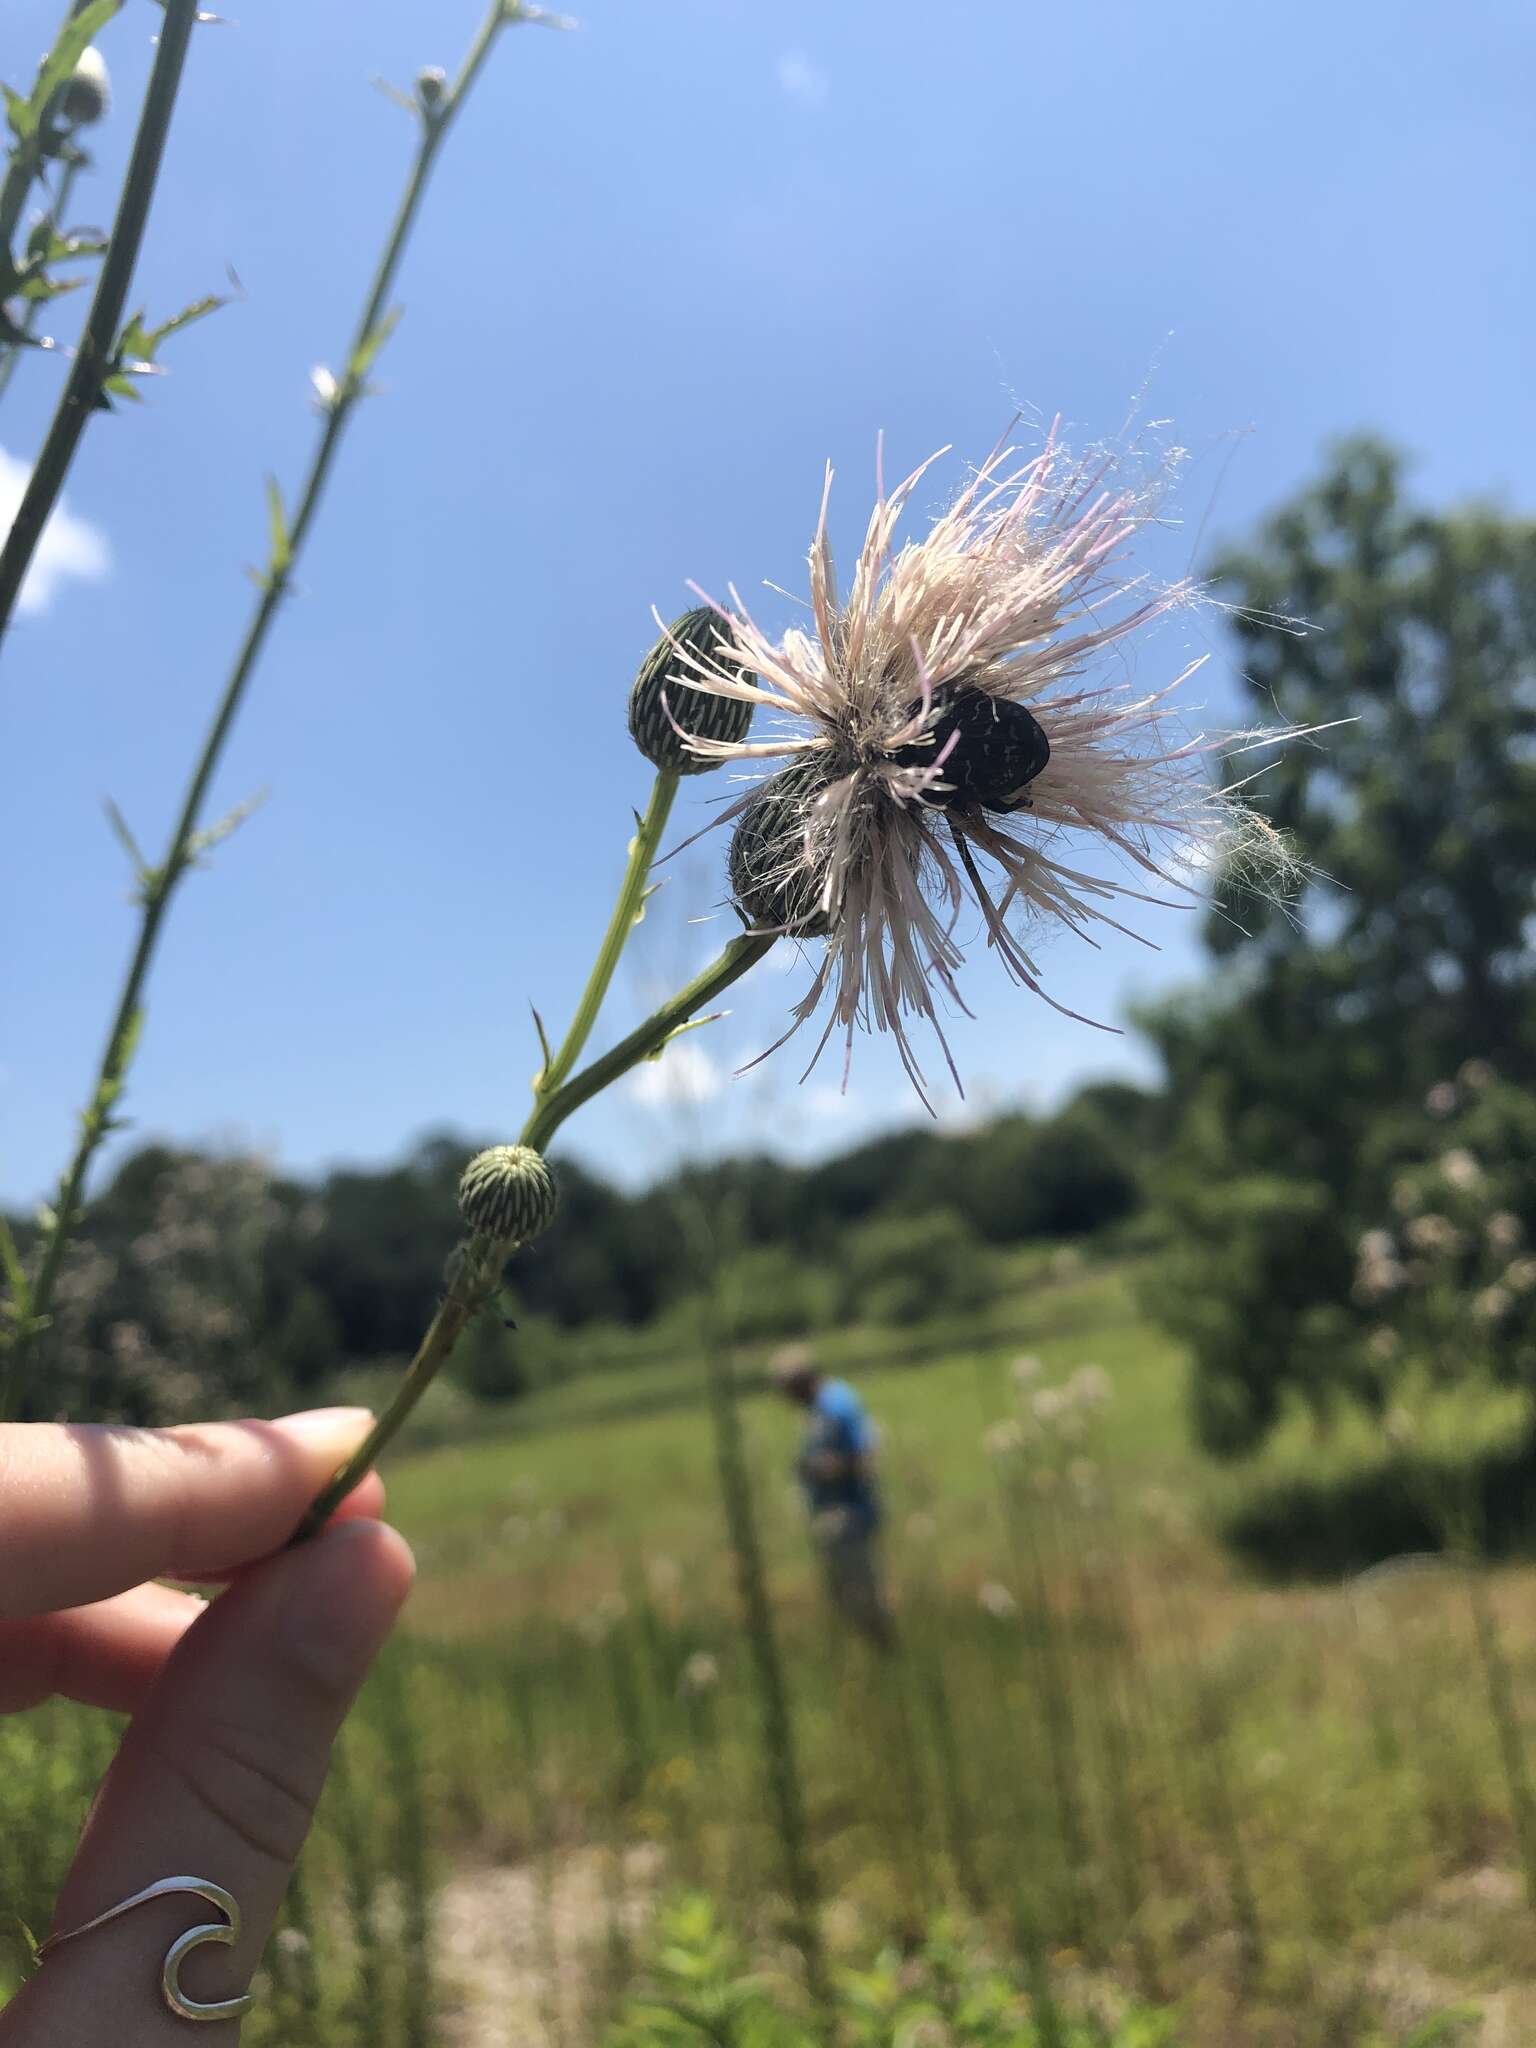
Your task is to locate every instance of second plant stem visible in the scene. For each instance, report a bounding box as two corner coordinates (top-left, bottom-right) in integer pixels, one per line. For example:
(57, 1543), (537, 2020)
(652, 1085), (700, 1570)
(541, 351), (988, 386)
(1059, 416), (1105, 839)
(0, 0), (199, 641)
(1, 0), (523, 1422)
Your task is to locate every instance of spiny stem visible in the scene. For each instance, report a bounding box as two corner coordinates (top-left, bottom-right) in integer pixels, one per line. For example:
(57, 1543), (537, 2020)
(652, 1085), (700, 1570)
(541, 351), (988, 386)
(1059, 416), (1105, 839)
(0, 154), (81, 406)
(0, 1), (528, 1422)
(522, 931), (775, 1155)
(0, 0), (196, 642)
(292, 931), (777, 1539)
(533, 769), (679, 1100)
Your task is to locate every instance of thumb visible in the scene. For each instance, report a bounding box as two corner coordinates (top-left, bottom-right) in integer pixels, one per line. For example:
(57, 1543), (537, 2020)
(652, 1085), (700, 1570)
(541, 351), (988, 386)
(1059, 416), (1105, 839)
(4, 1518), (413, 2045)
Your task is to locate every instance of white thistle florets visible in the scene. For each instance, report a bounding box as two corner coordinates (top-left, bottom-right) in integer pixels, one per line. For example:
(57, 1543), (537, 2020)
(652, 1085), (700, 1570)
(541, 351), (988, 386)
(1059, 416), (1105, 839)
(673, 427), (1290, 1100)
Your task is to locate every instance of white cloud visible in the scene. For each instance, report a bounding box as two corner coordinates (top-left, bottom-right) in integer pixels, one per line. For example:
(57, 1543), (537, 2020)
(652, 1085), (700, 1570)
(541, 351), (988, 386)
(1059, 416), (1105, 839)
(0, 447), (111, 616)
(775, 50), (829, 110)
(630, 1039), (725, 1108)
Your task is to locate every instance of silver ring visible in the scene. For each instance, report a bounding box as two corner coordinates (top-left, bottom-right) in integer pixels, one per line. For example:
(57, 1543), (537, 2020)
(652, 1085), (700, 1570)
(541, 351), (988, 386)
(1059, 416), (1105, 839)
(35, 1876), (254, 2023)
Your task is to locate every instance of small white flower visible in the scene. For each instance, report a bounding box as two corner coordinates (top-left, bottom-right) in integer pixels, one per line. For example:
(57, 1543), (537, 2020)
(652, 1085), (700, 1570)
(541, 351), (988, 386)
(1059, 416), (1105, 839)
(1457, 1058), (1495, 1091)
(1383, 1404), (1417, 1447)
(1505, 1257), (1536, 1295)
(1437, 1148), (1482, 1192)
(679, 1650), (720, 1695)
(1068, 1363), (1112, 1408)
(1031, 1386), (1069, 1425)
(1474, 1285), (1512, 1324)
(977, 1580), (1018, 1619)
(983, 1418), (1025, 1458)
(310, 365), (339, 412)
(1425, 1082), (1459, 1118)
(1010, 1353), (1043, 1389)
(1405, 1213), (1462, 1257)
(1486, 1212), (1523, 1253)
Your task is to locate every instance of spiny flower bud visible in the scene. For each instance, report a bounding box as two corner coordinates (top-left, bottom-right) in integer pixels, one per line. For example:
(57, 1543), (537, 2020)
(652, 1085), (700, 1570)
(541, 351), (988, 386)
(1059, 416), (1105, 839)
(415, 66), (447, 113)
(628, 608), (755, 775)
(728, 758), (833, 936)
(58, 45), (110, 126)
(457, 1144), (558, 1242)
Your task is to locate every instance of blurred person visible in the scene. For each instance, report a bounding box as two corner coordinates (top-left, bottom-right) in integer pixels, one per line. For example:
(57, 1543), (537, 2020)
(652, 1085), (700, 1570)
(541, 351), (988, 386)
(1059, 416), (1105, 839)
(769, 1345), (892, 1647)
(0, 1408), (412, 2042)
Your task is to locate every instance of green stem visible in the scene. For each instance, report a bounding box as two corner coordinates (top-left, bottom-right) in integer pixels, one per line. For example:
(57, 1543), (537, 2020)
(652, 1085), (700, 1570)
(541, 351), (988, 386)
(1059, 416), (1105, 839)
(291, 930), (777, 1539)
(534, 768), (679, 1099)
(523, 930), (775, 1154)
(0, 0), (196, 642)
(1, 2), (525, 1422)
(0, 153), (81, 405)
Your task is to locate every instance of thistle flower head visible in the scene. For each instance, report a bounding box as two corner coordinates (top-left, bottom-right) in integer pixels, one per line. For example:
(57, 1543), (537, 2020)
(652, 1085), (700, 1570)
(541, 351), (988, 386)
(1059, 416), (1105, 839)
(628, 607), (755, 775)
(457, 1143), (558, 1242)
(671, 427), (1291, 1098)
(58, 45), (110, 126)
(415, 65), (448, 113)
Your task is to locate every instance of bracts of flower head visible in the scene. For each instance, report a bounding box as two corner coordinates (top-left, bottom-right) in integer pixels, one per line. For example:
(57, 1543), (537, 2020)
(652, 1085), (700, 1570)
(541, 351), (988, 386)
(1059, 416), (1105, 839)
(664, 423), (1294, 1105)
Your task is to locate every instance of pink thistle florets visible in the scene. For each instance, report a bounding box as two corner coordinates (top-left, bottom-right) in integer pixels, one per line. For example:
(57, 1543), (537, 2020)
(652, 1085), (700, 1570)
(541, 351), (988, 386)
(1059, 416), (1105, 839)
(672, 425), (1289, 1103)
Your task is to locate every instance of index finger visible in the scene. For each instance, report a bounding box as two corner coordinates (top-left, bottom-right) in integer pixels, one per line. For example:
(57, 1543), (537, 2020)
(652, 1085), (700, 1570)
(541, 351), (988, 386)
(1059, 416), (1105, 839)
(0, 1410), (380, 1621)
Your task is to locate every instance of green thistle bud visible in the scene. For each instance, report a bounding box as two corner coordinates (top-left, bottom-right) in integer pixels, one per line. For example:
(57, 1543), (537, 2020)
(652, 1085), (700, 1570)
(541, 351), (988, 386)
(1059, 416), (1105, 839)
(457, 1144), (558, 1242)
(628, 608), (755, 775)
(58, 46), (110, 127)
(415, 66), (447, 113)
(728, 758), (834, 937)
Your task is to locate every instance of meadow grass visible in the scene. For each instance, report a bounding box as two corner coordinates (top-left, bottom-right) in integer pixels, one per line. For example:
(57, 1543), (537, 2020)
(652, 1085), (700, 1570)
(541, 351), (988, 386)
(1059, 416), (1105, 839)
(4, 1253), (1533, 2044)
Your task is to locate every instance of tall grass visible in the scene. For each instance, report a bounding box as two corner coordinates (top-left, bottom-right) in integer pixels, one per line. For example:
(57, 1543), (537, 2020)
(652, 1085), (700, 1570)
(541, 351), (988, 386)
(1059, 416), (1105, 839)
(2, 1327), (1525, 2045)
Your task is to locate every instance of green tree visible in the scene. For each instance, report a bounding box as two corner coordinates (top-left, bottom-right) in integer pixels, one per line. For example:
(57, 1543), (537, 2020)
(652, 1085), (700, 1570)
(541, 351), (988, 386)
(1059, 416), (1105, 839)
(1144, 438), (1536, 1453)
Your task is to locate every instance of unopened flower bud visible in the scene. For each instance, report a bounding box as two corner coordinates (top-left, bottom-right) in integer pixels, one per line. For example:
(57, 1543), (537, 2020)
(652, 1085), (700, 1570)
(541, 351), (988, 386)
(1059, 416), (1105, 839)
(415, 66), (447, 113)
(628, 608), (755, 774)
(58, 45), (110, 126)
(457, 1144), (558, 1242)
(728, 758), (833, 936)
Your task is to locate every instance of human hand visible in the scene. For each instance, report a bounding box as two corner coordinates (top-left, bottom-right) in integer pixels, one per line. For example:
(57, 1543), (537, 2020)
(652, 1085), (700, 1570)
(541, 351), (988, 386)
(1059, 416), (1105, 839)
(0, 1408), (414, 2043)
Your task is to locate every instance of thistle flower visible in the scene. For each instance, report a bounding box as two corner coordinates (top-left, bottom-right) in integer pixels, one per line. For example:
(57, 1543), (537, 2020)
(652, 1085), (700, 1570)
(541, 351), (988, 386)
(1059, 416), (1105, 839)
(672, 429), (1288, 1095)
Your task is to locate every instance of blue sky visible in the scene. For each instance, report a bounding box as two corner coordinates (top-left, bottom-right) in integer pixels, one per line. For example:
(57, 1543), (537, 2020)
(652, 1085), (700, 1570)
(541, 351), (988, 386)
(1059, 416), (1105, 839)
(3, 0), (1533, 1202)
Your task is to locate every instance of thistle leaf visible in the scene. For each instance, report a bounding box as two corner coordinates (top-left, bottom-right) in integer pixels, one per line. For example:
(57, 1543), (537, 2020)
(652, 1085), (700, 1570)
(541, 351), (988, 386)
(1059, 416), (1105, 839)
(530, 1004), (553, 1071)
(0, 1217), (31, 1321)
(642, 1010), (726, 1060)
(348, 305), (402, 385)
(3, 85), (31, 142)
(264, 476), (291, 576)
(102, 795), (148, 878)
(188, 787), (268, 862)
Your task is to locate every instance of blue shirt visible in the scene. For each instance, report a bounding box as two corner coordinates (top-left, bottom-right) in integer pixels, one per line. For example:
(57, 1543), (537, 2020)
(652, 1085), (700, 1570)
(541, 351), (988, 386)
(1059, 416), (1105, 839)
(797, 1379), (879, 1531)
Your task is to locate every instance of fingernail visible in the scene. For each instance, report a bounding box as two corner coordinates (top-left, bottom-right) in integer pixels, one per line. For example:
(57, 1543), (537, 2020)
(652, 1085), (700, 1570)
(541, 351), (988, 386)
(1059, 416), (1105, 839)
(270, 1406), (375, 1447)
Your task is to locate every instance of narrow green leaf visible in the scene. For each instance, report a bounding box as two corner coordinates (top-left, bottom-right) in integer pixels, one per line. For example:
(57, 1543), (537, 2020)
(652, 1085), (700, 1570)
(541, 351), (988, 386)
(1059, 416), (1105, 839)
(348, 304), (402, 383)
(371, 76), (418, 116)
(188, 786), (268, 860)
(0, 1217), (31, 1321)
(17, 271), (85, 304)
(144, 290), (225, 351)
(264, 476), (291, 575)
(101, 795), (147, 876)
(530, 1004), (553, 1071)
(643, 1010), (726, 1060)
(4, 82), (36, 141)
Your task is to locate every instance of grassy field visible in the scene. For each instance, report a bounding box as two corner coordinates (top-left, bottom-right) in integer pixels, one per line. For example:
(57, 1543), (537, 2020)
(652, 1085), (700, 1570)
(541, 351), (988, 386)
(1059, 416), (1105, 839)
(6, 1253), (1536, 2045)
